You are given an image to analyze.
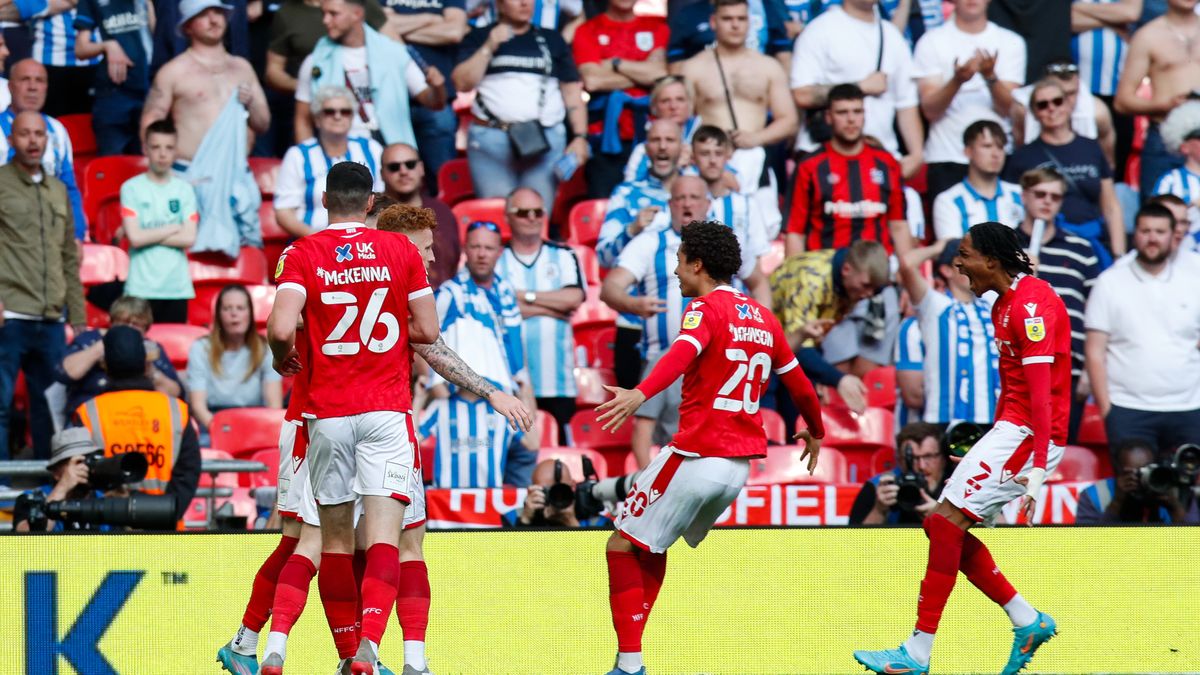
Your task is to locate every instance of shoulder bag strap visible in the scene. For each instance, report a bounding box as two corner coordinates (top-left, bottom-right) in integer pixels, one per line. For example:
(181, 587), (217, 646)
(712, 47), (739, 131)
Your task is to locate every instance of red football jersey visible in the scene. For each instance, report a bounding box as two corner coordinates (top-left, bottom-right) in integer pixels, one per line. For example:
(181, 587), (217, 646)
(991, 274), (1072, 446)
(283, 327), (310, 423)
(275, 224), (432, 418)
(669, 286), (802, 458)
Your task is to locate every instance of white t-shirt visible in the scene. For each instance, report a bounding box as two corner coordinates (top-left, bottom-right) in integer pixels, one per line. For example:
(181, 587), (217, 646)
(295, 47), (428, 138)
(911, 21), (1026, 164)
(0, 79), (10, 111)
(790, 6), (918, 155)
(1084, 259), (1200, 411)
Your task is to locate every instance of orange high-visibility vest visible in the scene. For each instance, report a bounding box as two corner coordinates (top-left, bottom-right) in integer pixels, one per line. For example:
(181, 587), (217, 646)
(75, 391), (189, 495)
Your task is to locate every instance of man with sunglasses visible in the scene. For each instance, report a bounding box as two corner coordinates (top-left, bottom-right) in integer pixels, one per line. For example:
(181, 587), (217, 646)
(380, 143), (460, 287)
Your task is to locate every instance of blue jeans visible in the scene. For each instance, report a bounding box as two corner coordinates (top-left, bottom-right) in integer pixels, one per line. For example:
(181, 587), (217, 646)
(467, 122), (566, 209)
(0, 319), (68, 461)
(93, 86), (145, 156)
(410, 105), (458, 195)
(1140, 124), (1185, 201)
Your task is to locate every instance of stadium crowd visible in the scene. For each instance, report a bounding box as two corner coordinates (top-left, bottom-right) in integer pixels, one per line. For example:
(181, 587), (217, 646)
(3, 0), (1200, 530)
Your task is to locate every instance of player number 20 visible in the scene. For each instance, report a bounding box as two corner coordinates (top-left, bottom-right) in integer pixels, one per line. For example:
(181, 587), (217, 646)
(713, 349), (771, 414)
(319, 289), (400, 355)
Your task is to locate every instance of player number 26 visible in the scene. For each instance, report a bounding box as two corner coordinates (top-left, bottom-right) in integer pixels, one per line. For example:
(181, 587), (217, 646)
(320, 289), (400, 355)
(713, 349), (771, 414)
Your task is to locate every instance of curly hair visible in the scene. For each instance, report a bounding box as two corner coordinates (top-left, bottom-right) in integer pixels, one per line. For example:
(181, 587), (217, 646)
(679, 220), (742, 284)
(967, 221), (1033, 276)
(376, 204), (437, 234)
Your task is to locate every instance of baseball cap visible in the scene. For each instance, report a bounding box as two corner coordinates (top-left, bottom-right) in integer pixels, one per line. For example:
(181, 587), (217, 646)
(103, 325), (147, 382)
(48, 428), (100, 467)
(177, 0), (234, 36)
(936, 238), (961, 269)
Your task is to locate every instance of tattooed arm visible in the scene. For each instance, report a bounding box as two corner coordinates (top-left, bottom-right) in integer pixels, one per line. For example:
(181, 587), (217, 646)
(139, 69), (175, 142)
(413, 336), (534, 432)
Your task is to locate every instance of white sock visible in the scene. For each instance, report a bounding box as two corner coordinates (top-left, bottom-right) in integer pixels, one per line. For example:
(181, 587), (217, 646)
(617, 651), (643, 673)
(366, 639), (379, 659)
(903, 630), (934, 666)
(404, 640), (427, 670)
(1004, 593), (1038, 627)
(265, 632), (288, 662)
(231, 625), (258, 656)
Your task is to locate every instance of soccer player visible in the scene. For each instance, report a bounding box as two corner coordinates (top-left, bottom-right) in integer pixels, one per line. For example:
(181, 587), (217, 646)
(853, 221), (1069, 675)
(594, 220), (826, 675)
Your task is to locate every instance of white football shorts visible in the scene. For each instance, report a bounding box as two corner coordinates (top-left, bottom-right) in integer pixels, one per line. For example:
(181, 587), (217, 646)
(307, 411), (420, 506)
(941, 420), (1064, 526)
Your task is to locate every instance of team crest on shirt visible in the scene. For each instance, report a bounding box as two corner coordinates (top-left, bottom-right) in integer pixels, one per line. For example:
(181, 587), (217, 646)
(825, 173), (840, 185)
(869, 168), (886, 185)
(311, 66), (322, 80)
(682, 310), (703, 329)
(1024, 316), (1045, 342)
(545, 263), (560, 280)
(168, 199), (180, 214)
(735, 303), (763, 323)
(275, 254), (287, 280)
(635, 31), (654, 51)
(335, 243), (354, 262)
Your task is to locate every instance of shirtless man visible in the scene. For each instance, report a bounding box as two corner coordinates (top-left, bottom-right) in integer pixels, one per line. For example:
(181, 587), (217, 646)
(1115, 0), (1200, 195)
(139, 0), (270, 161)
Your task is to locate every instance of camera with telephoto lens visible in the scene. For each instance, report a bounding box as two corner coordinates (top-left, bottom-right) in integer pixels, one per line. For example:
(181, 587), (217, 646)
(1136, 444), (1200, 496)
(15, 451), (177, 530)
(544, 456), (637, 521)
(895, 441), (924, 513)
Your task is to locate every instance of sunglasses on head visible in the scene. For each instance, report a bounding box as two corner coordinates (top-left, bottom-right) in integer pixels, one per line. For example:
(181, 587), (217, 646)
(321, 107), (353, 118)
(385, 159), (420, 172)
(1031, 188), (1064, 203)
(467, 220), (501, 234)
(1045, 62), (1079, 76)
(507, 207), (544, 219)
(1034, 96), (1065, 111)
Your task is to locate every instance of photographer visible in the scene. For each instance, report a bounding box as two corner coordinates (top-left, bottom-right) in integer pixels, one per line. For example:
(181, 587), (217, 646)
(13, 429), (113, 532)
(1076, 440), (1200, 525)
(849, 422), (951, 525)
(502, 458), (618, 528)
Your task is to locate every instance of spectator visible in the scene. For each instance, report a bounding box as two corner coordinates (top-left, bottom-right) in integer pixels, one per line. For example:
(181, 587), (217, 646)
(379, 142), (460, 288)
(275, 85), (384, 237)
(667, 0), (792, 68)
(57, 296), (184, 417)
(894, 315), (925, 429)
(295, 0), (446, 147)
(785, 84), (911, 258)
(0, 111), (84, 461)
(378, 0), (468, 193)
(572, 0), (668, 198)
(988, 0), (1070, 82)
(0, 33), (10, 108)
(1070, 1), (1140, 176)
(599, 175), (710, 467)
(1115, 0), (1200, 195)
(151, 0), (254, 74)
(119, 120), (200, 325)
(30, 5), (99, 117)
(623, 75), (699, 182)
(420, 220), (534, 488)
(933, 120), (1024, 241)
(849, 422), (951, 525)
(1152, 101), (1200, 248)
(465, 0), (582, 33)
(12, 428), (110, 531)
(898, 237), (1001, 425)
(1005, 79), (1125, 267)
(1140, 193), (1200, 269)
(453, 0), (590, 208)
(140, 0), (269, 259)
(690, 124), (772, 304)
(501, 458), (613, 526)
(769, 240), (890, 412)
(1011, 61), (1118, 169)
(186, 284), (283, 440)
(495, 187), (585, 439)
(677, 0), (798, 228)
(1013, 167), (1101, 441)
(1076, 439), (1200, 524)
(0, 59), (87, 238)
(1085, 203), (1200, 455)
(70, 325), (201, 521)
(912, 0), (1026, 200)
(74, 0), (153, 155)
(790, 0), (924, 178)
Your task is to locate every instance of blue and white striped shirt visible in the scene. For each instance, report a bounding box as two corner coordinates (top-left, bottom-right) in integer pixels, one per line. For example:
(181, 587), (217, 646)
(915, 290), (999, 425)
(432, 267), (526, 396)
(1071, 0), (1127, 96)
(419, 396), (519, 488)
(598, 175), (670, 268)
(622, 116), (701, 184)
(274, 135), (383, 232)
(0, 109), (86, 239)
(496, 242), (585, 398)
(707, 191), (770, 281)
(932, 178), (1024, 241)
(615, 224), (688, 360)
(893, 316), (924, 432)
(469, 0), (580, 30)
(33, 10), (100, 68)
(1152, 166), (1200, 251)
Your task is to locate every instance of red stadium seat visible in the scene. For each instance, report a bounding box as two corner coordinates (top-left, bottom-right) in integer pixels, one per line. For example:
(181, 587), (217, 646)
(569, 407), (630, 450)
(199, 448), (238, 488)
(91, 195), (128, 247)
(535, 409), (560, 447)
(798, 406), (893, 482)
(79, 243), (129, 285)
(567, 198), (607, 248)
(623, 446), (662, 474)
(419, 434), (435, 485)
(760, 239), (786, 277)
(571, 286), (618, 327)
(1077, 403), (1108, 450)
(761, 407), (786, 445)
(189, 282), (276, 329)
(248, 157), (281, 198)
(145, 323), (208, 370)
(59, 113), (96, 157)
(243, 447), (281, 488)
(575, 367), (617, 408)
(1049, 445), (1104, 483)
(863, 366), (897, 410)
(453, 198), (510, 242)
(550, 163), (588, 229)
(748, 445), (848, 485)
(260, 200), (289, 242)
(573, 323), (616, 369)
(209, 407), (285, 458)
(537, 447), (609, 480)
(188, 247), (269, 285)
(436, 157), (474, 206)
(571, 243), (602, 287)
(870, 446), (898, 476)
(82, 155), (147, 225)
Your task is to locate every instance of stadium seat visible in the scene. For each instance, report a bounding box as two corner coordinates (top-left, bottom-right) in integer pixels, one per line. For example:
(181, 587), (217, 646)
(566, 198), (607, 248)
(79, 243), (129, 285)
(1077, 403), (1108, 450)
(537, 447), (609, 480)
(453, 197), (510, 242)
(761, 407), (786, 444)
(747, 445), (848, 485)
(574, 367), (617, 408)
(145, 323), (208, 370)
(243, 447), (280, 488)
(799, 406), (893, 482)
(869, 446), (897, 476)
(535, 409), (559, 447)
(550, 163), (588, 230)
(623, 446), (662, 474)
(571, 286), (618, 327)
(188, 246), (269, 285)
(573, 323), (615, 369)
(209, 407), (285, 458)
(260, 202), (290, 279)
(59, 113), (96, 158)
(199, 448), (238, 488)
(82, 155), (147, 225)
(863, 366), (897, 410)
(759, 239), (786, 277)
(248, 157), (281, 198)
(569, 407), (630, 450)
(436, 156), (474, 206)
(571, 243), (602, 287)
(1049, 445), (1103, 483)
(91, 195), (128, 247)
(189, 283), (276, 329)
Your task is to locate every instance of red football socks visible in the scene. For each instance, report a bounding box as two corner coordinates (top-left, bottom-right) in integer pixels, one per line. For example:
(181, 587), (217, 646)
(959, 531), (1017, 606)
(915, 514), (965, 634)
(640, 551), (667, 624)
(396, 560), (431, 641)
(359, 543), (401, 646)
(353, 548), (368, 633)
(318, 552), (360, 658)
(270, 554), (316, 636)
(607, 550), (645, 653)
(242, 535), (298, 631)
